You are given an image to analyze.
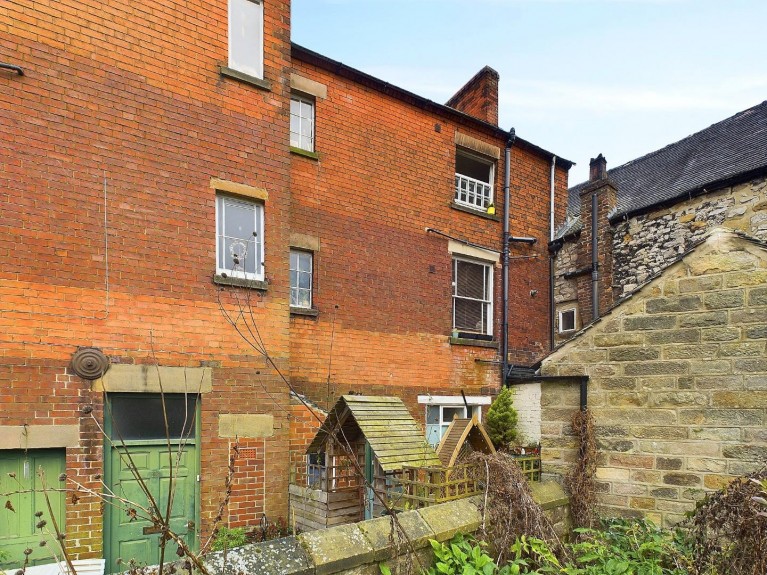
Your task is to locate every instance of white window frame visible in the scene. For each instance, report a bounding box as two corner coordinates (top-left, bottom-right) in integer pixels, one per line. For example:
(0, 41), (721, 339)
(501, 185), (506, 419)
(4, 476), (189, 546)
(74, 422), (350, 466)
(290, 249), (313, 308)
(558, 308), (577, 333)
(228, 0), (264, 80)
(452, 256), (494, 336)
(290, 93), (315, 152)
(419, 395), (491, 447)
(454, 149), (495, 211)
(215, 194), (265, 281)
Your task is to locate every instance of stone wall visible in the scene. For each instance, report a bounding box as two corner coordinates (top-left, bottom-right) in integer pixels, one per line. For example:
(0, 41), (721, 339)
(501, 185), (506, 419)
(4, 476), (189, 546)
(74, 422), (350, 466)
(554, 176), (767, 346)
(539, 229), (767, 527)
(553, 240), (582, 345)
(613, 176), (767, 295)
(205, 489), (569, 574)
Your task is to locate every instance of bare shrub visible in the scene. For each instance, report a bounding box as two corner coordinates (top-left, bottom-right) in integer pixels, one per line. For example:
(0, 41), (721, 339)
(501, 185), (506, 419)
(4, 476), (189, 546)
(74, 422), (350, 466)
(681, 466), (767, 575)
(564, 408), (597, 530)
(470, 452), (565, 566)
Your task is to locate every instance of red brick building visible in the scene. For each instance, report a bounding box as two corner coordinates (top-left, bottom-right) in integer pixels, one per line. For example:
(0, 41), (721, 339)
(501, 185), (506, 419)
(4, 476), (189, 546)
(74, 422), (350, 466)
(1, 0), (569, 568)
(288, 46), (571, 442)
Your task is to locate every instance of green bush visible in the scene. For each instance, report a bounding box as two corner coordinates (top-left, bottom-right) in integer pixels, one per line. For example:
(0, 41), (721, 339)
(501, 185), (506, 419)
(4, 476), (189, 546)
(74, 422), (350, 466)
(422, 519), (691, 575)
(423, 533), (497, 575)
(211, 526), (248, 551)
(485, 388), (518, 449)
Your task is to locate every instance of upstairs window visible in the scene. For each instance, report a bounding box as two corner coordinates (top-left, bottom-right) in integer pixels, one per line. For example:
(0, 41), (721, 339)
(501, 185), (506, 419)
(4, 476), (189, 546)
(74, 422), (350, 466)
(290, 249), (313, 308)
(454, 149), (494, 211)
(452, 257), (493, 336)
(216, 195), (264, 281)
(228, 0), (264, 80)
(290, 94), (315, 152)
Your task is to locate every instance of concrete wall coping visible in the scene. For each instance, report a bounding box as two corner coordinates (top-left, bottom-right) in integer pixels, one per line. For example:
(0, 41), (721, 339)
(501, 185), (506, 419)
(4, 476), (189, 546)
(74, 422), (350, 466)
(204, 496), (485, 575)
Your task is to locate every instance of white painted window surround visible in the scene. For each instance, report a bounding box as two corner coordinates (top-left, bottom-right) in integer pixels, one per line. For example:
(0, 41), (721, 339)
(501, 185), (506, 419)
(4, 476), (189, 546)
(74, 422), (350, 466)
(418, 395), (491, 447)
(290, 249), (313, 308)
(215, 195), (264, 281)
(290, 94), (315, 152)
(559, 308), (576, 333)
(454, 149), (495, 211)
(228, 0), (264, 80)
(452, 256), (493, 336)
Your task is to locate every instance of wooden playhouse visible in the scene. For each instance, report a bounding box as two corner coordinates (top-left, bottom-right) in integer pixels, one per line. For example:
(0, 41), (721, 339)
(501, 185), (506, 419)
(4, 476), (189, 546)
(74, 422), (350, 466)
(289, 395), (500, 531)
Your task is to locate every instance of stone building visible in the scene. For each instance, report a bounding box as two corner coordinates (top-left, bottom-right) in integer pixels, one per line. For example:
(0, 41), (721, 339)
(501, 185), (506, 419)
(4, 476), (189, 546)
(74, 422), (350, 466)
(513, 101), (767, 525)
(552, 101), (767, 343)
(537, 229), (767, 526)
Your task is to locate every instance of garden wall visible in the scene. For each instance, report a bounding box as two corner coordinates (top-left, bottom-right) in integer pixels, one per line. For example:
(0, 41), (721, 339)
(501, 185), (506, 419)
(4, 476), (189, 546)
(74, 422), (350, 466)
(208, 486), (569, 575)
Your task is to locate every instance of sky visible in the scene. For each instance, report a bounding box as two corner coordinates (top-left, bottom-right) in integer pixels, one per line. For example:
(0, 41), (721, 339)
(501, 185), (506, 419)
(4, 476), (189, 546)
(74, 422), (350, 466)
(292, 0), (767, 185)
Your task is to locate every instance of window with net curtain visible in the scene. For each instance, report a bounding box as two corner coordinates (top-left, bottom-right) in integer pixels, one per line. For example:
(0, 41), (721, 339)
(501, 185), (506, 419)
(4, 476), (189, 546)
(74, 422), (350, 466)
(290, 249), (313, 308)
(452, 257), (493, 336)
(290, 94), (315, 152)
(216, 195), (264, 280)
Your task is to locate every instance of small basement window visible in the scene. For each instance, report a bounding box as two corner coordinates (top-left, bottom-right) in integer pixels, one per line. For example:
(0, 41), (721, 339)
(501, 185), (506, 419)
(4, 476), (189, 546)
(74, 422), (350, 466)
(559, 308), (576, 333)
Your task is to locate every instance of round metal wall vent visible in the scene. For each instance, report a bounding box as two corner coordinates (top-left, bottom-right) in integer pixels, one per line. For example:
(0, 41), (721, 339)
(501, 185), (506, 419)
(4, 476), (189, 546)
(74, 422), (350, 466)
(70, 347), (110, 380)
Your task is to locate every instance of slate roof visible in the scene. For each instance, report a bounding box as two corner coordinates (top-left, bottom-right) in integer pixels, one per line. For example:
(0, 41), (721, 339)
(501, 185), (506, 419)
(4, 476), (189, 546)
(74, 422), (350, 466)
(565, 100), (767, 225)
(305, 395), (441, 472)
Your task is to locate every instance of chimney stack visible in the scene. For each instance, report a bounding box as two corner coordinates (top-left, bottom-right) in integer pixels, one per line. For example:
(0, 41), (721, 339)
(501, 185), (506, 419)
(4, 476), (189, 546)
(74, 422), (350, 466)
(589, 154), (608, 181)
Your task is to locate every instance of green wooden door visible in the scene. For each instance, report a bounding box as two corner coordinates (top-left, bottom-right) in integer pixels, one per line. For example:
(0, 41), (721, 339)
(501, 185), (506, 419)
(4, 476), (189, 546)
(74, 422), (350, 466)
(0, 449), (66, 569)
(104, 394), (199, 574)
(105, 443), (196, 572)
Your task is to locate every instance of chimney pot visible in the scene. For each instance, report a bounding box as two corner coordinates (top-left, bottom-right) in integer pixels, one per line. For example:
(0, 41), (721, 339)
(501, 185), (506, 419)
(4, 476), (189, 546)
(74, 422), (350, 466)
(589, 154), (607, 181)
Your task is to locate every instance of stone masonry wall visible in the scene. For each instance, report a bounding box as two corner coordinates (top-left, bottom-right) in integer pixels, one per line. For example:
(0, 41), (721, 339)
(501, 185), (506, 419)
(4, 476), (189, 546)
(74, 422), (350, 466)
(614, 176), (767, 294)
(540, 229), (767, 527)
(206, 484), (569, 575)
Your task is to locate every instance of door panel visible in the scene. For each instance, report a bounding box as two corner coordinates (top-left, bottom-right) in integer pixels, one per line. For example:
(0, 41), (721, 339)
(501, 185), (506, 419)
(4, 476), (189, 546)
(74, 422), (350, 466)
(0, 450), (66, 569)
(106, 444), (196, 574)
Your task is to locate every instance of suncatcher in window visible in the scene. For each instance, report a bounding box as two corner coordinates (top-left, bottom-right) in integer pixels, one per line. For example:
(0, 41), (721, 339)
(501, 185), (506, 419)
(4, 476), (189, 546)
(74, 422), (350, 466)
(216, 195), (264, 280)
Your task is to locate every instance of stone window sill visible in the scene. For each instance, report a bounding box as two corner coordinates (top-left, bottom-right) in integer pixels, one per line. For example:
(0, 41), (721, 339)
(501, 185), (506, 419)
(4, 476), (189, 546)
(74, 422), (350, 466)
(290, 306), (319, 317)
(213, 274), (268, 291)
(450, 202), (501, 221)
(290, 147), (320, 160)
(449, 336), (499, 349)
(219, 66), (272, 91)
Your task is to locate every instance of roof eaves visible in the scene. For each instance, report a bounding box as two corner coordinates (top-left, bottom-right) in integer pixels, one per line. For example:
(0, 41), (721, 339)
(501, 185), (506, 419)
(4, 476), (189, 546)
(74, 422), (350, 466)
(291, 43), (574, 170)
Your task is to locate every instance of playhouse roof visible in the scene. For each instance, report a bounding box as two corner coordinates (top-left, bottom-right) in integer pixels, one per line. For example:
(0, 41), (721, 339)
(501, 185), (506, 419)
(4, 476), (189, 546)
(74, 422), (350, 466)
(436, 416), (496, 468)
(305, 395), (441, 472)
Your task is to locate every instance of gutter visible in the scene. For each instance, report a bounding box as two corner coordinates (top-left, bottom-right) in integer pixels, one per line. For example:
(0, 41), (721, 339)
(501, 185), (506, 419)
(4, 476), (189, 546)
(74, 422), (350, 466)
(291, 43), (575, 170)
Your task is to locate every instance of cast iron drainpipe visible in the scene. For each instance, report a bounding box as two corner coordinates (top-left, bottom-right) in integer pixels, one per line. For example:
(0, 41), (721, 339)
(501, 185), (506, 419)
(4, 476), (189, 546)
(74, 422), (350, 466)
(591, 191), (599, 320)
(501, 129), (516, 385)
(548, 155), (557, 351)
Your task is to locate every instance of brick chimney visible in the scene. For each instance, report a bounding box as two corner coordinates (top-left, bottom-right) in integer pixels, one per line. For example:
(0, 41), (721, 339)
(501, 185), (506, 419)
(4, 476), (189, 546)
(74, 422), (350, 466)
(445, 66), (499, 126)
(575, 154), (617, 324)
